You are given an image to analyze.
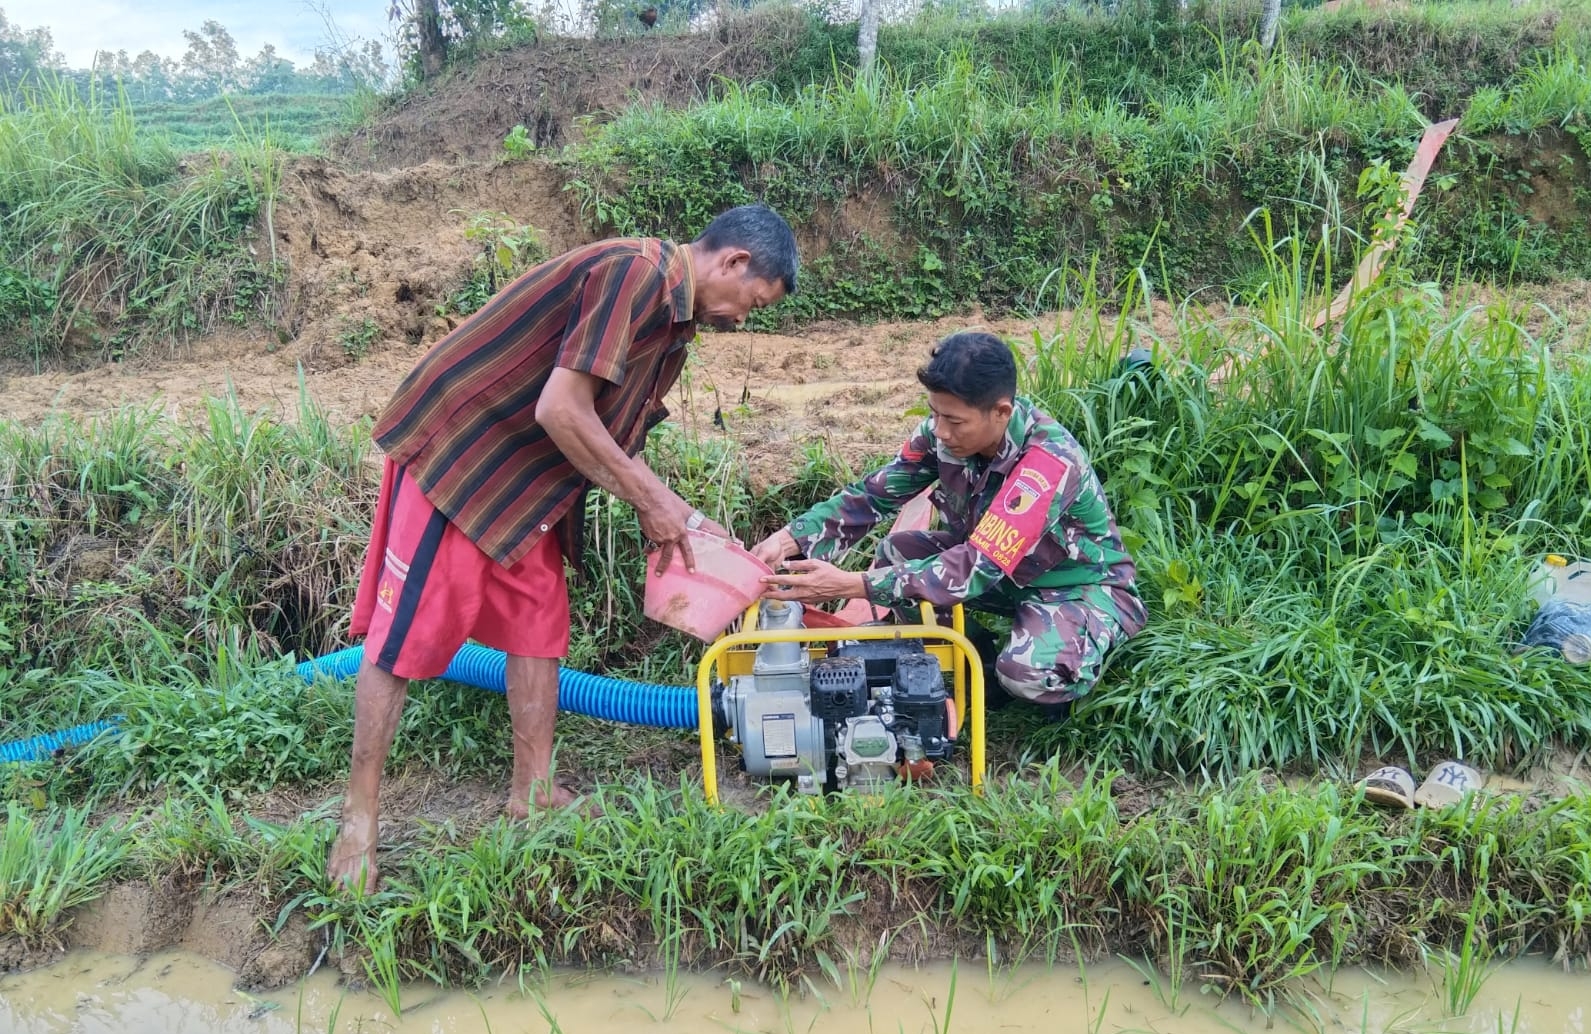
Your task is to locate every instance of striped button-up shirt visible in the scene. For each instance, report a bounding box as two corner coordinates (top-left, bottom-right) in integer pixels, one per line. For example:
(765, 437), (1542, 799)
(373, 237), (697, 567)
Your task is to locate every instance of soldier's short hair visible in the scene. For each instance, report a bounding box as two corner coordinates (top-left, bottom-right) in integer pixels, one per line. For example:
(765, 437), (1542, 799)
(917, 331), (1016, 410)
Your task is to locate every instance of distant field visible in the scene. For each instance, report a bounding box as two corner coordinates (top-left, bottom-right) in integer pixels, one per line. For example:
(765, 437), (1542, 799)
(129, 93), (353, 153)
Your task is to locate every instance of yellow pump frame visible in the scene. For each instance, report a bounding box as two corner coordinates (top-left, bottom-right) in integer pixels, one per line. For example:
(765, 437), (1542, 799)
(694, 601), (986, 805)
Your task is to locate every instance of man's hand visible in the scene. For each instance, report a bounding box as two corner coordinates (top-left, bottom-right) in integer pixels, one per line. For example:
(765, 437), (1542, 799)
(761, 559), (867, 604)
(750, 527), (799, 568)
(639, 493), (732, 575)
(536, 367), (733, 575)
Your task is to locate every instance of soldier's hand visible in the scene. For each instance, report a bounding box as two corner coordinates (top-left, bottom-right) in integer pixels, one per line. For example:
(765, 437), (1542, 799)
(761, 559), (867, 603)
(750, 528), (798, 568)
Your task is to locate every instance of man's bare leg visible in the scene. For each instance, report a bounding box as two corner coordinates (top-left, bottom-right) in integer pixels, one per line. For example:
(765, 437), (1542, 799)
(503, 655), (582, 817)
(326, 657), (410, 890)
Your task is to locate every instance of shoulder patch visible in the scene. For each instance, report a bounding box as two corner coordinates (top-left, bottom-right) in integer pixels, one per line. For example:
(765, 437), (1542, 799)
(967, 449), (1071, 575)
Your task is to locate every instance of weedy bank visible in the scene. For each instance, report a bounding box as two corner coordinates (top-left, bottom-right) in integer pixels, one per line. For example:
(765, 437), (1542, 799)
(0, 77), (284, 366)
(559, 2), (1591, 322)
(11, 0), (1591, 369)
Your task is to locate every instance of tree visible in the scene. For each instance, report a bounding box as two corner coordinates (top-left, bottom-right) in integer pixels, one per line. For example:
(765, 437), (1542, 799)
(309, 39), (390, 92)
(1259, 0), (1281, 52)
(129, 50), (180, 101)
(181, 19), (241, 94)
(389, 0), (447, 80)
(243, 43), (298, 94)
(858, 0), (880, 78)
(391, 1), (552, 80)
(0, 7), (63, 90)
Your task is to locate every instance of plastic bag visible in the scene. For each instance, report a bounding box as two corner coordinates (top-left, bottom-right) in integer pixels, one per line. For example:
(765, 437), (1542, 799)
(1520, 598), (1591, 664)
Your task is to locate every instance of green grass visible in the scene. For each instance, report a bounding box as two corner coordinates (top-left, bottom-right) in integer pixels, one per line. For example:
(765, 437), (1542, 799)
(4, 769), (1591, 1017)
(0, 76), (285, 364)
(565, 21), (1591, 319)
(128, 94), (353, 154)
(763, 0), (1582, 111)
(1016, 241), (1591, 776)
(0, 803), (130, 947)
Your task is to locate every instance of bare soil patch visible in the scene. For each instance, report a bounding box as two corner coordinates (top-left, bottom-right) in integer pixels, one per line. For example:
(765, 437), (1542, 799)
(268, 155), (587, 371)
(0, 310), (1097, 480)
(8, 279), (1584, 489)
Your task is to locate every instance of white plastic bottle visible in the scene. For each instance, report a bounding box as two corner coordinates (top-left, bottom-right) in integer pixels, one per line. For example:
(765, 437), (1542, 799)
(1530, 554), (1591, 606)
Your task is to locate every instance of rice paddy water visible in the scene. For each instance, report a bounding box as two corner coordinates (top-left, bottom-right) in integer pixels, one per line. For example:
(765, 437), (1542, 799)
(1, 949), (1585, 1034)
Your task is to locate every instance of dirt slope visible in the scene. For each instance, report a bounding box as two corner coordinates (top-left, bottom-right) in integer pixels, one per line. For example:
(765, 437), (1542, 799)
(266, 155), (587, 367)
(330, 7), (812, 170)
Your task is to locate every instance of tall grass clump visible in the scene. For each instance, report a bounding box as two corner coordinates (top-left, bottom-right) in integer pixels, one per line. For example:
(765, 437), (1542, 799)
(1025, 236), (1591, 778)
(0, 803), (129, 946)
(0, 392), (373, 681)
(0, 75), (282, 364)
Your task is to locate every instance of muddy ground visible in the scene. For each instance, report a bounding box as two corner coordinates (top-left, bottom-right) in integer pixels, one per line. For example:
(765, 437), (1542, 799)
(0, 309), (1103, 487)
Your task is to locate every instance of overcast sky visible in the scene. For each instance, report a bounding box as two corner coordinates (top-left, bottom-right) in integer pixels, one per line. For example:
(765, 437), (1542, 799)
(4, 1), (391, 68)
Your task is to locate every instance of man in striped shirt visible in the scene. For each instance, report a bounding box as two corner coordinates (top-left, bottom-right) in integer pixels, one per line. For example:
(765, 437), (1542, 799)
(328, 205), (798, 890)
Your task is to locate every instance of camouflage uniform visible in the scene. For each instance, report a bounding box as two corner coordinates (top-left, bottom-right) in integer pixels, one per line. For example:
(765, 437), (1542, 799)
(785, 398), (1146, 705)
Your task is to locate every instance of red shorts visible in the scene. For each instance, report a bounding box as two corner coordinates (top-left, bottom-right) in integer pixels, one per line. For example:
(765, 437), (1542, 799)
(349, 459), (571, 679)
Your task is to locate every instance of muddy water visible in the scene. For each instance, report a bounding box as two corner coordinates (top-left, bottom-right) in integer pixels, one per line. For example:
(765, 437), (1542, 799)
(0, 950), (1585, 1034)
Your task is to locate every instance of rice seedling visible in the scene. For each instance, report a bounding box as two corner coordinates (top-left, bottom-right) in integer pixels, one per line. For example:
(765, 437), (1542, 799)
(648, 917), (690, 1021)
(930, 958), (958, 1034)
(1085, 986), (1110, 1034)
(819, 928), (894, 1008)
(977, 931), (1038, 1005)
(1433, 889), (1501, 1017)
(292, 986), (346, 1034)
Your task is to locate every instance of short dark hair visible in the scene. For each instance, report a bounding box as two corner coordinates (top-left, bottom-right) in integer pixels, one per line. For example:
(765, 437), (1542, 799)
(916, 331), (1017, 410)
(693, 204), (799, 295)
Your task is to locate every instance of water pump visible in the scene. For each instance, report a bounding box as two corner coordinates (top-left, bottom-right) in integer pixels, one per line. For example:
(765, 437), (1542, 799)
(712, 600), (956, 793)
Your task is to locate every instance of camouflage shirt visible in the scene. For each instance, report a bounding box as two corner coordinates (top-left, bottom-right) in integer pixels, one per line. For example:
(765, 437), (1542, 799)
(785, 398), (1139, 608)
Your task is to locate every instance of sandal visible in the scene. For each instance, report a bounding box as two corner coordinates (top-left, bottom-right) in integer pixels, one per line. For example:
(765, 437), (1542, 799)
(1359, 765), (1415, 809)
(1413, 760), (1483, 809)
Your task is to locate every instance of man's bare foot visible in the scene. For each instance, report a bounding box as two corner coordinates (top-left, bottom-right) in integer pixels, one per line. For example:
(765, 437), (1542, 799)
(504, 782), (602, 820)
(326, 812), (380, 893)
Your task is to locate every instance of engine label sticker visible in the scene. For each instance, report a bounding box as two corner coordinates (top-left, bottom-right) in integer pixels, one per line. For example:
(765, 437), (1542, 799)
(762, 714), (797, 758)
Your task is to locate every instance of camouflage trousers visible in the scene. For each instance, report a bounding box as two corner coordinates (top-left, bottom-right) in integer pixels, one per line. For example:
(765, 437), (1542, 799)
(878, 530), (1148, 705)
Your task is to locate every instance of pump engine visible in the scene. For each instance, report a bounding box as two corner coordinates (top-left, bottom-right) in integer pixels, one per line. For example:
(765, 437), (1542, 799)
(712, 600), (956, 793)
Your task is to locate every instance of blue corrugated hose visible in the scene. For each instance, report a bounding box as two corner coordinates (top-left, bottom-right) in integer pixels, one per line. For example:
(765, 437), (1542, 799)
(295, 644), (700, 729)
(0, 645), (699, 765)
(0, 719), (121, 764)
